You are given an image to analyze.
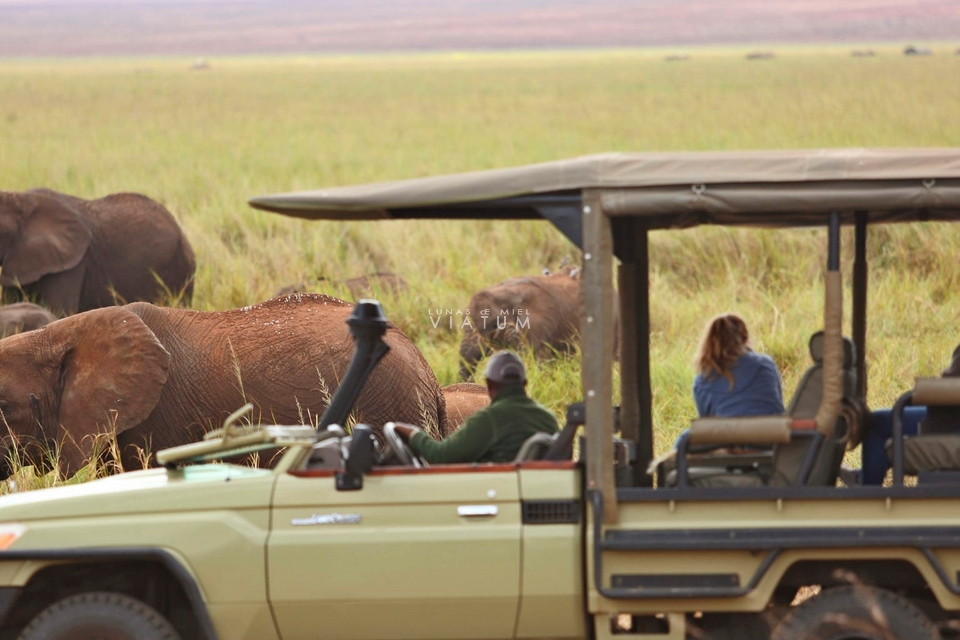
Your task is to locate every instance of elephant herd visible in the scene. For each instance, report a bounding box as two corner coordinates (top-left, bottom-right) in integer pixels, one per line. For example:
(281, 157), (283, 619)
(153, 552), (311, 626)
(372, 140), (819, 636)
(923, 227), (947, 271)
(0, 187), (594, 479)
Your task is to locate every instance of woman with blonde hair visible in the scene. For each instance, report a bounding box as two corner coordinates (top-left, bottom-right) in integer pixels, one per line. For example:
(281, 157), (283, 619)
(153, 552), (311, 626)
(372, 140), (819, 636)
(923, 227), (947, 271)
(693, 313), (784, 417)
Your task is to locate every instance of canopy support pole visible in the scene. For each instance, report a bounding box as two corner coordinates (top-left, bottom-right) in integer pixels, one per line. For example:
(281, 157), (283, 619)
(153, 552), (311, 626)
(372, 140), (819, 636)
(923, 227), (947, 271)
(616, 219), (653, 487)
(853, 211), (868, 400)
(582, 190), (618, 522)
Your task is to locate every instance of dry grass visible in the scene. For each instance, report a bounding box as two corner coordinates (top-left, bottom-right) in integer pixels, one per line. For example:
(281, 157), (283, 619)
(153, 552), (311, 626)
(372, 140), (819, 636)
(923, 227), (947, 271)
(1, 46), (959, 485)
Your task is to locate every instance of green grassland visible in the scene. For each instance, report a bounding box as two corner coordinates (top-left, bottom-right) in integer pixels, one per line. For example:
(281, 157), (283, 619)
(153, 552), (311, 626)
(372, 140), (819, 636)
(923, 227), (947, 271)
(1, 45), (960, 478)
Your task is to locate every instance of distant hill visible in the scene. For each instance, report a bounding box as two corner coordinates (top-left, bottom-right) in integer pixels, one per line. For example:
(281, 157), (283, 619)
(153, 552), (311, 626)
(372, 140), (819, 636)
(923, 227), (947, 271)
(1, 0), (958, 56)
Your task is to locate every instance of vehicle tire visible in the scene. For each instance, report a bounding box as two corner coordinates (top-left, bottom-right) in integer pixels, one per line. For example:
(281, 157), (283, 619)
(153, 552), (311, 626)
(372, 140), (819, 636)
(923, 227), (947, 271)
(771, 585), (940, 640)
(18, 591), (180, 640)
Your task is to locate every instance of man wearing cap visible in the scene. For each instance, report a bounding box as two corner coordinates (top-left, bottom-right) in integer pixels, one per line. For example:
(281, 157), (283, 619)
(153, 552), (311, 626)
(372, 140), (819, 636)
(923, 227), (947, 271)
(394, 350), (558, 464)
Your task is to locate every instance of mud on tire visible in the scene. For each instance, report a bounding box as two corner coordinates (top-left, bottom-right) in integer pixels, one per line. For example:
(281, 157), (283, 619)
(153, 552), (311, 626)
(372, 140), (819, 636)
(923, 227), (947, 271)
(18, 590), (180, 640)
(771, 584), (939, 640)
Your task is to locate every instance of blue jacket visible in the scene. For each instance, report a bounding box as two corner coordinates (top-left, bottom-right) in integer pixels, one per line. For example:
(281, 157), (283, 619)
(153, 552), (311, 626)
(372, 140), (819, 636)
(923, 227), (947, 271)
(693, 350), (784, 418)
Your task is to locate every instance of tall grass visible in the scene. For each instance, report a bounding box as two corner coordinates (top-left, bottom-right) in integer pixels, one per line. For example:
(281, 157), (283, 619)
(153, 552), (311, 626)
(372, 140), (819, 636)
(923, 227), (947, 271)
(1, 45), (959, 483)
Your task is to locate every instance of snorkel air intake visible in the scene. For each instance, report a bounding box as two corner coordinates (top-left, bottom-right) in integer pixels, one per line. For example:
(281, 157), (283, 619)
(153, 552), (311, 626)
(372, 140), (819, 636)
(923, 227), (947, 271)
(317, 299), (391, 431)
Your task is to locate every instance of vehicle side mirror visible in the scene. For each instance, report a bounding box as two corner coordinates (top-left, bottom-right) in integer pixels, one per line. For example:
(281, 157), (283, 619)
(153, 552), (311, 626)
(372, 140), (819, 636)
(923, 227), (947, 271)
(337, 424), (375, 491)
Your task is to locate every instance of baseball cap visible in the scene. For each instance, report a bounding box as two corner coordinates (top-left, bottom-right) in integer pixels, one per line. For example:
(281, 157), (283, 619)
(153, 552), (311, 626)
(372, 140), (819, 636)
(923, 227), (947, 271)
(483, 350), (527, 384)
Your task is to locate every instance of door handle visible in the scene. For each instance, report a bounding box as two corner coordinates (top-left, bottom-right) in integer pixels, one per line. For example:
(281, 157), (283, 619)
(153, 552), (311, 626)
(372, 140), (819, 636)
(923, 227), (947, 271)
(457, 505), (498, 518)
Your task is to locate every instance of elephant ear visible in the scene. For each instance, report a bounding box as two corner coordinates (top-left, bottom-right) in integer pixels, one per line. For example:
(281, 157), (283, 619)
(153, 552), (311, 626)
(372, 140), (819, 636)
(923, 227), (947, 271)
(50, 307), (170, 465)
(1, 192), (91, 287)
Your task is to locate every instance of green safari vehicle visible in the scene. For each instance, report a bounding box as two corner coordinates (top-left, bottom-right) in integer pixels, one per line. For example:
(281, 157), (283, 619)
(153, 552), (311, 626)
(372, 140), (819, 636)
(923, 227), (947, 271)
(0, 149), (959, 640)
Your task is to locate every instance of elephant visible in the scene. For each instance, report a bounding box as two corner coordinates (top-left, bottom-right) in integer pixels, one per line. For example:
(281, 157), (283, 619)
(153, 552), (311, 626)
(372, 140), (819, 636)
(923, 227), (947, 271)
(0, 303), (56, 338)
(0, 189), (196, 316)
(0, 293), (449, 478)
(459, 265), (584, 379)
(442, 383), (490, 430)
(274, 272), (408, 301)
(459, 265), (621, 379)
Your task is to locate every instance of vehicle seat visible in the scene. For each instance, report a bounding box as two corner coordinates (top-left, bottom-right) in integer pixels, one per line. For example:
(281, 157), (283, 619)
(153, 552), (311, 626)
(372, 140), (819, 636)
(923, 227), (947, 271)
(514, 432), (558, 462)
(775, 331), (860, 486)
(786, 331), (857, 419)
(307, 438), (344, 470)
(887, 378), (960, 482)
(900, 435), (960, 474)
(668, 331), (861, 488)
(542, 402), (585, 462)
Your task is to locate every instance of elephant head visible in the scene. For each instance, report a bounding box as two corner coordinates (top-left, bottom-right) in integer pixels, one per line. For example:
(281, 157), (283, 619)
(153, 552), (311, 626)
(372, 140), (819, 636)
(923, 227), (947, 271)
(0, 190), (91, 291)
(0, 306), (169, 478)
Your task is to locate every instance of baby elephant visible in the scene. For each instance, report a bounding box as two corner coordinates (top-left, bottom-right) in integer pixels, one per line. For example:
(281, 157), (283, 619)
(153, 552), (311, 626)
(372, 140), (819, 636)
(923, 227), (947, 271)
(442, 383), (490, 430)
(0, 303), (56, 338)
(459, 266), (583, 379)
(0, 294), (449, 478)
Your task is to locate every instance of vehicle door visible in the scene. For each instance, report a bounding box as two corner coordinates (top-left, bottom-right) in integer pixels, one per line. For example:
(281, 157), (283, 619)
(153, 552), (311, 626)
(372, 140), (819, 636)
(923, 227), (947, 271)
(267, 464), (522, 640)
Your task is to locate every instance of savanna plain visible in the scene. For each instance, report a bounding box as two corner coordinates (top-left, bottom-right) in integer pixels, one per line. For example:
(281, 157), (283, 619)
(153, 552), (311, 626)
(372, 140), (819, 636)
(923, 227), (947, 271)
(1, 44), (960, 486)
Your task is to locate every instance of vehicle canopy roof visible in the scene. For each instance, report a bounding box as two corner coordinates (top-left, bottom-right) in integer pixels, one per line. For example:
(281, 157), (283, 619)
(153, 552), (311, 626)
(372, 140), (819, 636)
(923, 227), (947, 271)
(250, 147), (960, 512)
(250, 148), (960, 249)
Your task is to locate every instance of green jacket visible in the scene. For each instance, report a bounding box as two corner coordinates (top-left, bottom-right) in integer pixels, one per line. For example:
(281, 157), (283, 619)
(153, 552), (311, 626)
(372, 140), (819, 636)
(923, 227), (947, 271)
(409, 386), (558, 464)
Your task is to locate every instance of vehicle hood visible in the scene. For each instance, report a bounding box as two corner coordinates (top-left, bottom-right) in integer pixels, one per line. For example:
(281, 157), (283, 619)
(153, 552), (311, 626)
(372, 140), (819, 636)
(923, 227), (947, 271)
(0, 465), (276, 524)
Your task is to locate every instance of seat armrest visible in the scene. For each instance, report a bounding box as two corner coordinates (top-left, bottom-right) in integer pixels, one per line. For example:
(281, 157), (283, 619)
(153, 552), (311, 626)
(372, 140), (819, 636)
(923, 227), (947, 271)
(913, 377), (960, 407)
(689, 416), (793, 446)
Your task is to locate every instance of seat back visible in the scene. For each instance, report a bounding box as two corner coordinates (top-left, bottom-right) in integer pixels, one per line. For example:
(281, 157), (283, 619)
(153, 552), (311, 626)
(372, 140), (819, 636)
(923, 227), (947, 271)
(543, 402), (585, 461)
(514, 432), (557, 462)
(890, 378), (960, 482)
(786, 331), (857, 418)
(774, 331), (858, 486)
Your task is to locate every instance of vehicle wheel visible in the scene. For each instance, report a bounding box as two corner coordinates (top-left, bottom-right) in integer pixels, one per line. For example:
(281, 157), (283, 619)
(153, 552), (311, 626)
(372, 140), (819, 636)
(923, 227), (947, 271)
(771, 585), (940, 640)
(18, 591), (180, 640)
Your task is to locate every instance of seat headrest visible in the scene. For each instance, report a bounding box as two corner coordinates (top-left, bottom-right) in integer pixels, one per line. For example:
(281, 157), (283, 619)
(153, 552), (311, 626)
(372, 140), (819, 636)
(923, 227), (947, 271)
(808, 331), (856, 368)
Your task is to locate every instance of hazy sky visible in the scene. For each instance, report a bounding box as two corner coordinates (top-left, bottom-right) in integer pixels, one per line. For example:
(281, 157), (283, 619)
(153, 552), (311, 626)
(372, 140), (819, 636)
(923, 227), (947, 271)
(1, 0), (957, 56)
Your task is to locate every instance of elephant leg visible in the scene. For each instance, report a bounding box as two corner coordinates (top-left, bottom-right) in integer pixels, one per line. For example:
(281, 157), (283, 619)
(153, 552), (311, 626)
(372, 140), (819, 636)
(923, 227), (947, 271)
(36, 266), (84, 315)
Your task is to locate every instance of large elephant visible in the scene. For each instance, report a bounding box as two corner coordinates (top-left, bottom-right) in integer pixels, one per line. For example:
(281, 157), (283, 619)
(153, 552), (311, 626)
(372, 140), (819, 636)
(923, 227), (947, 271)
(0, 293), (448, 478)
(0, 302), (56, 338)
(0, 189), (196, 315)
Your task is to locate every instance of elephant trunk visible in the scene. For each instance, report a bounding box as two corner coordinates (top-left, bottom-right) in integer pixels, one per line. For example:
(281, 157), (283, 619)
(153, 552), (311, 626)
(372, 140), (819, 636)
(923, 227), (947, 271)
(318, 300), (391, 431)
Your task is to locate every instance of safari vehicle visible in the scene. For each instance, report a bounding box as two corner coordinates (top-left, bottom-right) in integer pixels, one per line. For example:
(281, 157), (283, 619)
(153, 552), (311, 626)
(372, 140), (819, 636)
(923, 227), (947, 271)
(0, 150), (958, 640)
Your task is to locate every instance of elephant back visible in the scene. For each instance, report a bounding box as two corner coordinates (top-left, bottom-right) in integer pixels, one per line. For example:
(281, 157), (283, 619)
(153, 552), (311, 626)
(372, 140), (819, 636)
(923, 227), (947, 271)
(126, 294), (447, 444)
(442, 383), (489, 432)
(80, 193), (196, 309)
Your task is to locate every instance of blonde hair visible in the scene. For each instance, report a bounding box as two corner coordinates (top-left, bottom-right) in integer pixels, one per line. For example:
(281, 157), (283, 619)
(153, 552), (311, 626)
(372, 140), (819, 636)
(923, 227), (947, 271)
(695, 313), (750, 385)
